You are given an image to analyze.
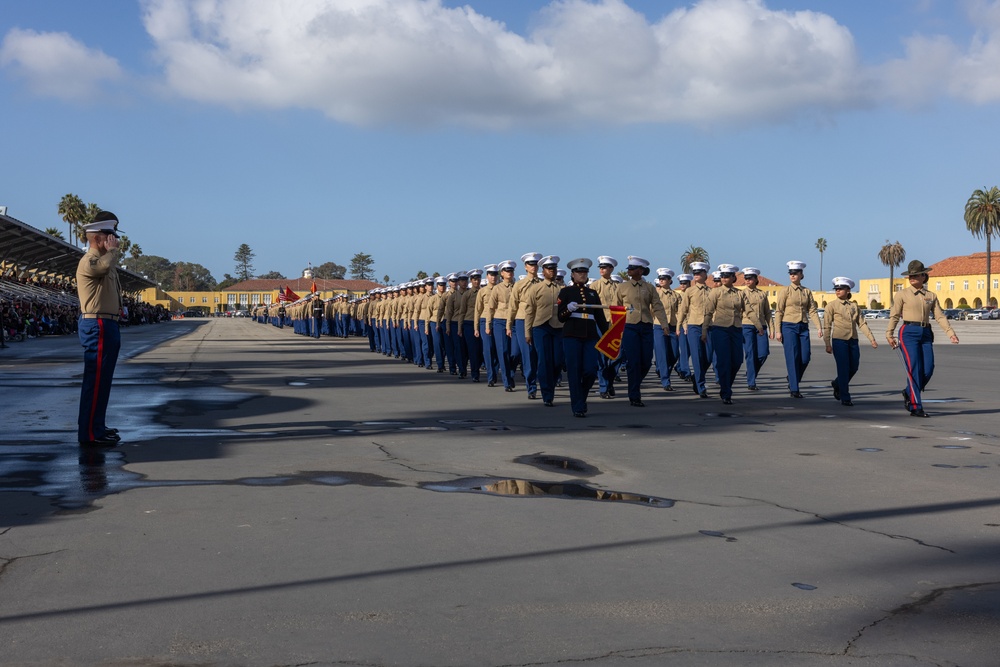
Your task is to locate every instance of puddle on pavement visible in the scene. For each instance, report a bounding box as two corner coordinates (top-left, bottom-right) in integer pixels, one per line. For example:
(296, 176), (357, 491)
(792, 583), (817, 590)
(892, 436), (919, 440)
(471, 426), (512, 431)
(703, 413), (741, 418)
(513, 454), (601, 476)
(932, 464), (959, 468)
(421, 477), (674, 508)
(399, 426), (449, 431)
(287, 381), (310, 386)
(0, 445), (403, 511)
(935, 444), (971, 449)
(857, 448), (884, 452)
(923, 398), (969, 403)
(439, 419), (503, 425)
(359, 420), (413, 426)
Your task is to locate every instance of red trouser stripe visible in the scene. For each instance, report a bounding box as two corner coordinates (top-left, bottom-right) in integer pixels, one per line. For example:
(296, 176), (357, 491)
(88, 318), (105, 441)
(899, 324), (919, 406)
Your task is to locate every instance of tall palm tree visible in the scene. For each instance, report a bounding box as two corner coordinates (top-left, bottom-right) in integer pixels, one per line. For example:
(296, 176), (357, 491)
(964, 186), (1000, 309)
(815, 238), (827, 290)
(878, 240), (906, 307)
(57, 194), (84, 247)
(679, 245), (709, 273)
(76, 203), (103, 244)
(44, 227), (65, 240)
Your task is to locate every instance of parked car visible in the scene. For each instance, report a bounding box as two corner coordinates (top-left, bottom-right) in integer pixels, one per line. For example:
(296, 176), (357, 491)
(943, 309), (963, 320)
(180, 310), (202, 318)
(966, 309), (990, 320)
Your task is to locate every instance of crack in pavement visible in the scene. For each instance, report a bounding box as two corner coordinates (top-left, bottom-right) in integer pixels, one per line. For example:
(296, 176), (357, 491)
(492, 645), (943, 666)
(0, 549), (66, 585)
(844, 581), (1000, 660)
(732, 496), (955, 553)
(370, 440), (457, 476)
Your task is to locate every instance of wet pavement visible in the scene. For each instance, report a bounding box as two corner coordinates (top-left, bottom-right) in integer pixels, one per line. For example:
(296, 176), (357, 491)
(2, 318), (1000, 666)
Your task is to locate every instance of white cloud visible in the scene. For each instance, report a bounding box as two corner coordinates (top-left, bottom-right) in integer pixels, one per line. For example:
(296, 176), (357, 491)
(0, 28), (123, 101)
(139, 0), (868, 128)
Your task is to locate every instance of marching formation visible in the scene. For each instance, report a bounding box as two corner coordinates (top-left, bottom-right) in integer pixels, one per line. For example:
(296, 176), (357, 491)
(253, 255), (959, 418)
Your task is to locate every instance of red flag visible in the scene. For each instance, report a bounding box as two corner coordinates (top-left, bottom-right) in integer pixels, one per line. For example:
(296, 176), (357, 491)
(311, 280), (318, 295)
(595, 306), (627, 360)
(285, 286), (301, 301)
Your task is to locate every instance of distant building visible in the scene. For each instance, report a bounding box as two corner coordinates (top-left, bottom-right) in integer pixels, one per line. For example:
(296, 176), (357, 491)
(141, 277), (380, 313)
(857, 252), (1000, 309)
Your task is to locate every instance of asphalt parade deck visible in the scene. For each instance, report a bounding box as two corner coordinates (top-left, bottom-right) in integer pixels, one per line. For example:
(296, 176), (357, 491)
(2, 318), (1000, 666)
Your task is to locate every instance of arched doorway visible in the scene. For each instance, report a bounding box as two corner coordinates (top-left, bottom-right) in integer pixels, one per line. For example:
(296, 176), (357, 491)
(944, 298), (953, 308)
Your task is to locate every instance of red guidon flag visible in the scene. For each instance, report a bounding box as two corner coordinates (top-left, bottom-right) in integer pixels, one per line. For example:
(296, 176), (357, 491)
(311, 280), (318, 295)
(595, 305), (627, 360)
(285, 286), (302, 302)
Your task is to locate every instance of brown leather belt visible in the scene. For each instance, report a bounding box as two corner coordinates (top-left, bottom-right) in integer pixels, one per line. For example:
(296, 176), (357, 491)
(81, 314), (119, 321)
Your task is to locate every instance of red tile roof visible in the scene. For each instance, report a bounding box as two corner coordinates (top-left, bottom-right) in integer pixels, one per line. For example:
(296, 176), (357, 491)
(225, 278), (382, 293)
(927, 252), (1000, 277)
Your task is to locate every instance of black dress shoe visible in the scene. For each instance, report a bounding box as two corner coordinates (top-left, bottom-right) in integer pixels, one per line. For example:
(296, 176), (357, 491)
(607, 386), (616, 397)
(459, 374), (467, 379)
(841, 400), (854, 406)
(79, 434), (120, 447)
(629, 400), (645, 407)
(600, 392), (612, 399)
(543, 400), (554, 407)
(831, 380), (840, 401)
(910, 409), (930, 418)
(699, 391), (709, 399)
(747, 385), (759, 391)
(437, 369), (445, 373)
(528, 392), (538, 400)
(505, 387), (514, 392)
(472, 377), (479, 383)
(663, 386), (674, 392)
(105, 428), (119, 435)
(573, 412), (587, 418)
(722, 398), (733, 405)
(488, 381), (495, 387)
(790, 391), (804, 398)
(902, 389), (912, 411)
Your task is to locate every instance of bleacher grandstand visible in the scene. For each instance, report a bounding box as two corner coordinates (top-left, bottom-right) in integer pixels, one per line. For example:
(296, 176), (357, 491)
(1, 210), (162, 341)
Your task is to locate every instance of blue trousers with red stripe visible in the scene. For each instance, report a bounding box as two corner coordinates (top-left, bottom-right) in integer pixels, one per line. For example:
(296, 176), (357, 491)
(899, 323), (934, 411)
(78, 317), (121, 442)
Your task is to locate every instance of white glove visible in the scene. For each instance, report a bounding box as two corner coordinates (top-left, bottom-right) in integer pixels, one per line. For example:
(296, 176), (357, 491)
(567, 302), (579, 312)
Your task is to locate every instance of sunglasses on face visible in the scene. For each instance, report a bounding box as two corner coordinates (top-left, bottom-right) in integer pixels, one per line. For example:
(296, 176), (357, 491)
(525, 261), (538, 266)
(571, 268), (589, 273)
(720, 273), (735, 278)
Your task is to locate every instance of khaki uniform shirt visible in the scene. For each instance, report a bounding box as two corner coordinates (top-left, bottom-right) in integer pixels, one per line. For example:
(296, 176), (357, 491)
(507, 277), (540, 333)
(741, 286), (772, 328)
(677, 283), (711, 329)
(425, 293), (445, 331)
(590, 277), (622, 307)
(887, 286), (954, 340)
(524, 279), (563, 330)
(474, 283), (493, 322)
(774, 284), (821, 329)
(823, 298), (876, 345)
(444, 289), (462, 324)
(461, 286), (478, 323)
(488, 281), (514, 329)
(658, 287), (681, 327)
(76, 247), (122, 316)
(705, 286), (761, 329)
(619, 279), (669, 326)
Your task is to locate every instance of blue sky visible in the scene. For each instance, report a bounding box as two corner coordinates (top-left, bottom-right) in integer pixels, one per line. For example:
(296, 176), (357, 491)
(2, 0), (999, 289)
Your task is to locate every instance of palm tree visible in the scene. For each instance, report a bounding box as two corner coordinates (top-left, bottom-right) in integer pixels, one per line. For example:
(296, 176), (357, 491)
(74, 203), (104, 244)
(815, 238), (827, 290)
(679, 245), (709, 273)
(878, 240), (906, 306)
(57, 194), (84, 247)
(44, 227), (65, 240)
(964, 186), (1000, 308)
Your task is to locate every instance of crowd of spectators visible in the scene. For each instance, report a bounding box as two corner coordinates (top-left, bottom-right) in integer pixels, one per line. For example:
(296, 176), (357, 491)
(1, 273), (170, 341)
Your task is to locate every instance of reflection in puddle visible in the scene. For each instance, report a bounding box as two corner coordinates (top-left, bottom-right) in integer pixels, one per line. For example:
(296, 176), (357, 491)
(359, 420), (413, 426)
(702, 413), (741, 418)
(792, 583), (817, 591)
(421, 477), (674, 508)
(932, 464), (959, 468)
(471, 426), (512, 431)
(439, 419), (502, 425)
(857, 448), (884, 452)
(934, 444), (970, 449)
(513, 454), (600, 476)
(399, 426), (449, 431)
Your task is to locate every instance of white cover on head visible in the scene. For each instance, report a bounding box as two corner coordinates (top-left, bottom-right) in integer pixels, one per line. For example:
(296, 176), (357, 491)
(498, 260), (516, 270)
(468, 269), (483, 277)
(521, 252), (542, 263)
(690, 261), (710, 273)
(742, 266), (760, 276)
(656, 268), (675, 278)
(677, 273), (693, 282)
(832, 276), (855, 289)
(567, 258), (593, 271)
(717, 263), (739, 274)
(787, 260), (807, 271)
(484, 264), (498, 273)
(597, 256), (618, 268)
(627, 256), (650, 268)
(539, 255), (560, 267)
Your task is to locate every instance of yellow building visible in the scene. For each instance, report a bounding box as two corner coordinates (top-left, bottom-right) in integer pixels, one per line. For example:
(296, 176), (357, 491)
(856, 252), (1000, 310)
